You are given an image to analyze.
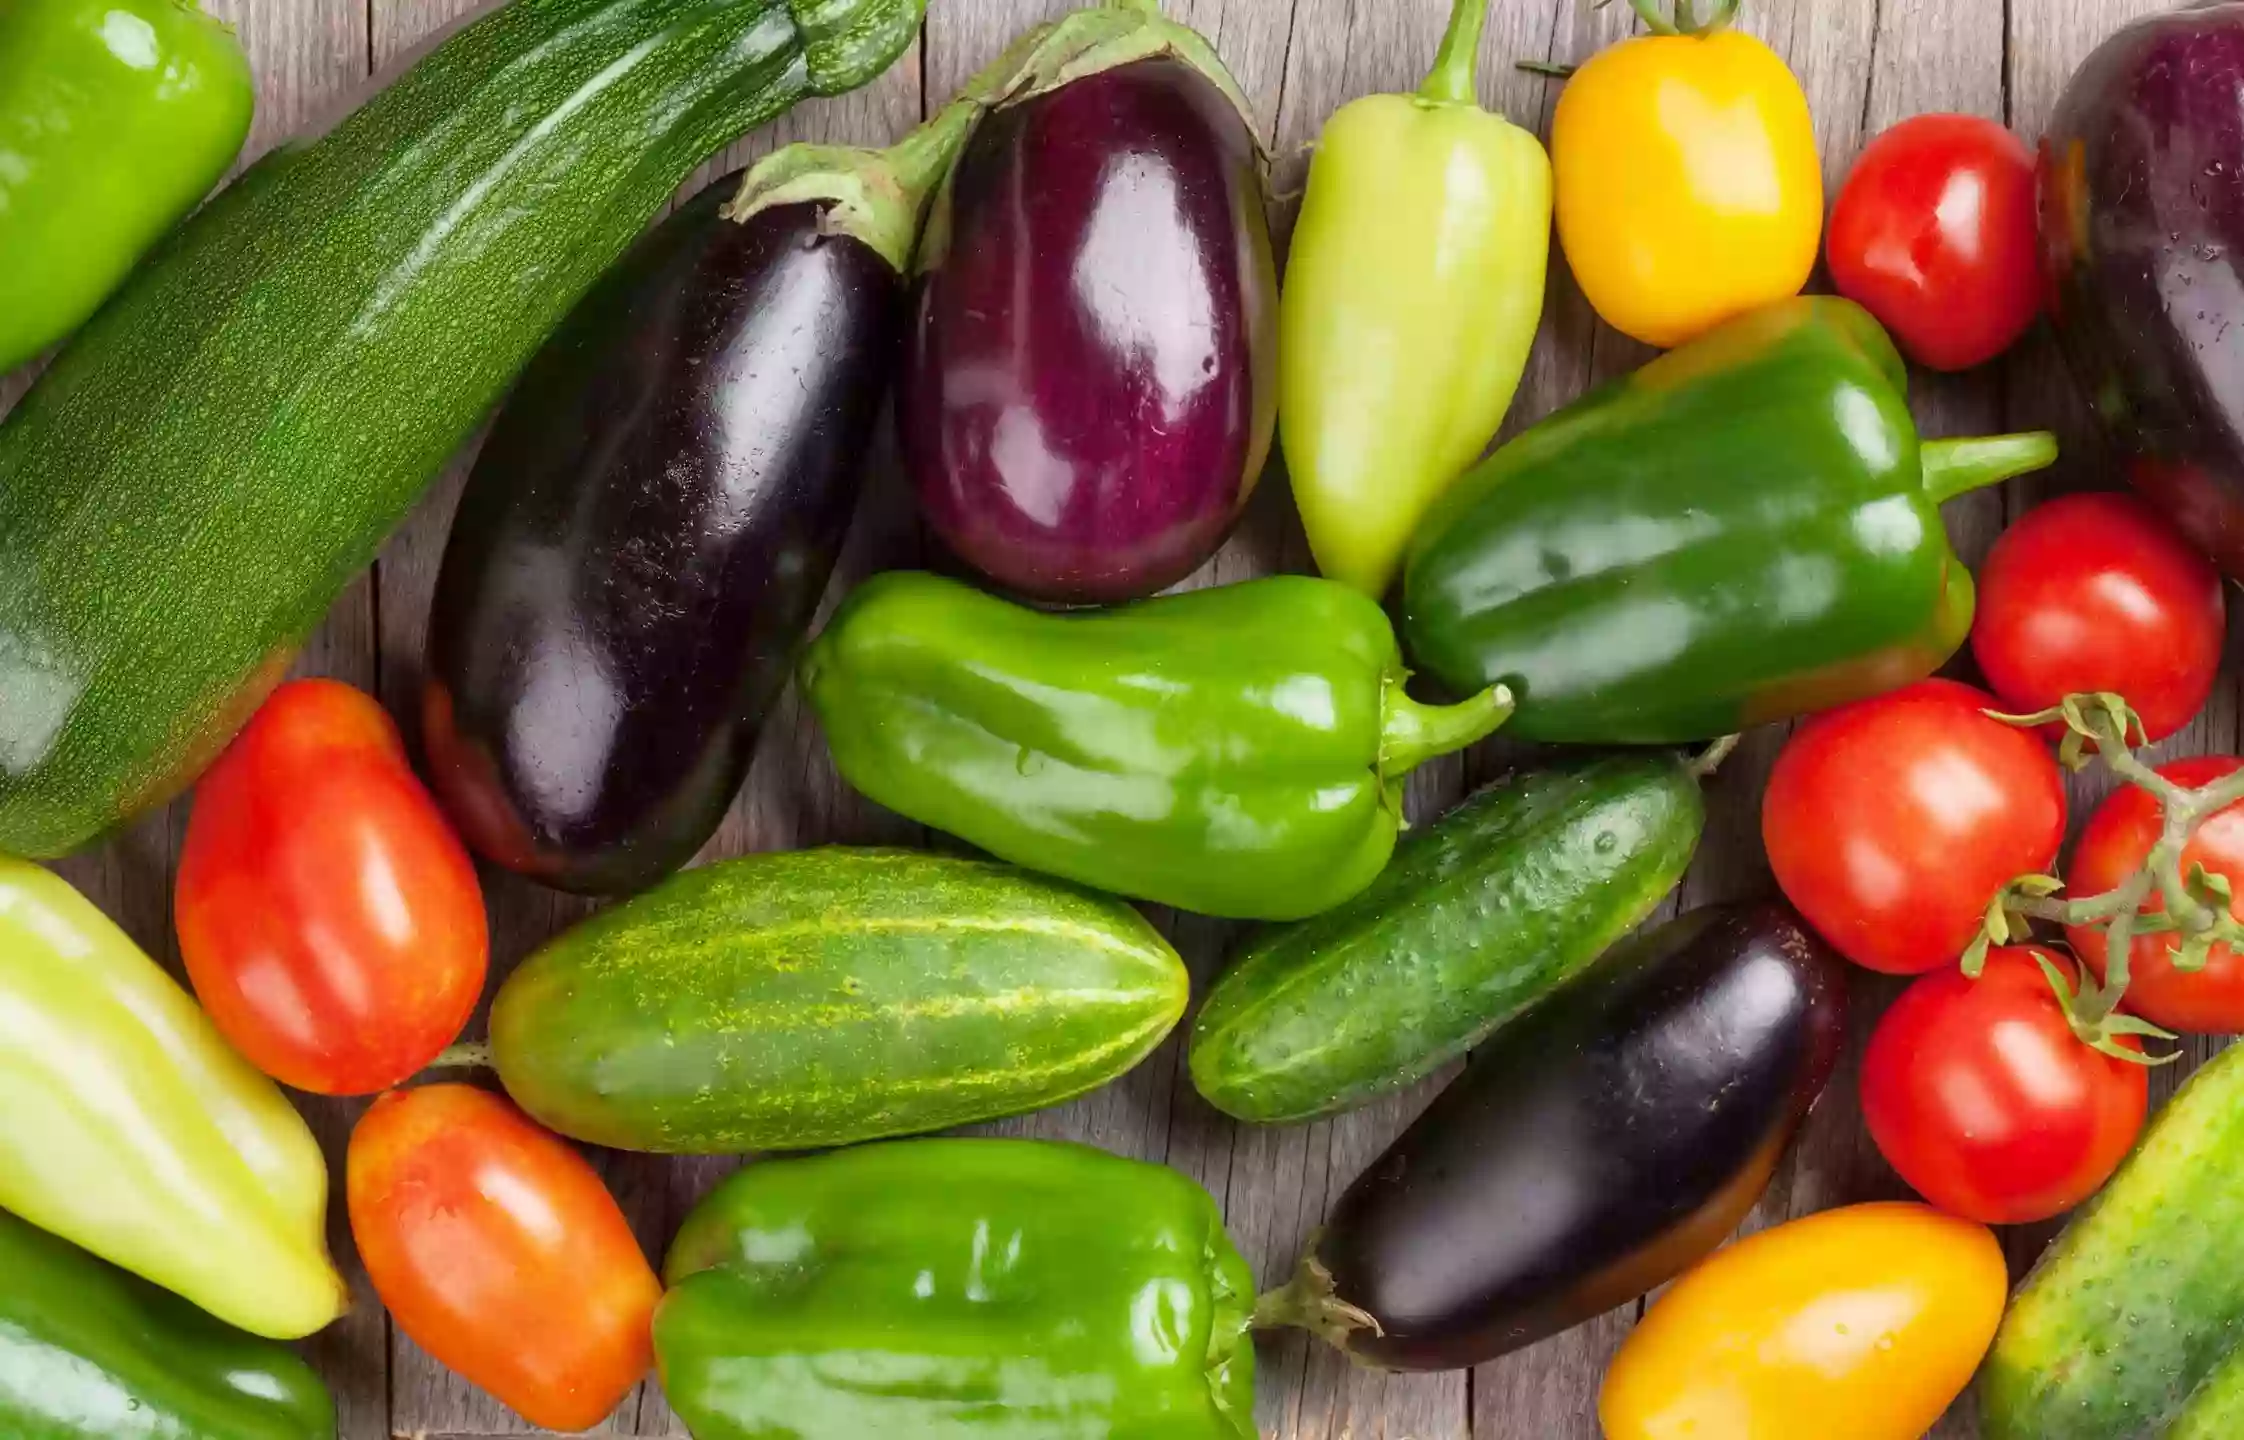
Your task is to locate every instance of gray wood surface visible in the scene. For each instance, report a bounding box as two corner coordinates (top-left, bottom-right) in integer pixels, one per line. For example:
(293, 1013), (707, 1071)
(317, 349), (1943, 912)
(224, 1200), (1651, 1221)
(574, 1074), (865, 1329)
(0, 0), (2202, 1435)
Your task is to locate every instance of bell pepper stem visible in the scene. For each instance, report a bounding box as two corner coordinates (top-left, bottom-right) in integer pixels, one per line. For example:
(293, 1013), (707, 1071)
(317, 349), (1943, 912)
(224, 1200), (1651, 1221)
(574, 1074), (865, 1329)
(1919, 431), (2061, 506)
(1380, 680), (1514, 782)
(1420, 0), (1492, 105)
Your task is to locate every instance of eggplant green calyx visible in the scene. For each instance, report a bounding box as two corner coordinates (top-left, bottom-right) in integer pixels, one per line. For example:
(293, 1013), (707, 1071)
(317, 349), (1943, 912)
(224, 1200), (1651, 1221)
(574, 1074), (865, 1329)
(1618, 0), (1743, 37)
(1419, 0), (1493, 106)
(727, 22), (1055, 273)
(980, 1), (1259, 145)
(1253, 1252), (1383, 1350)
(1920, 432), (2062, 505)
(1965, 690), (2244, 1066)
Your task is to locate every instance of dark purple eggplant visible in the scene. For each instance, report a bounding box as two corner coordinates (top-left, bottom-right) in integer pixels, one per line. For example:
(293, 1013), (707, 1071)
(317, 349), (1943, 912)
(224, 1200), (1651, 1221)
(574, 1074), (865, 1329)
(2042, 3), (2244, 577)
(419, 99), (988, 896)
(901, 7), (1278, 605)
(1258, 902), (1847, 1373)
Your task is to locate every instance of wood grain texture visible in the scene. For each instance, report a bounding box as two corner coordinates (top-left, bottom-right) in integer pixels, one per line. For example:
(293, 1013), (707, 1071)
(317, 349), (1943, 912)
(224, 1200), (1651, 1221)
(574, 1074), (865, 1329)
(0, 0), (2198, 1436)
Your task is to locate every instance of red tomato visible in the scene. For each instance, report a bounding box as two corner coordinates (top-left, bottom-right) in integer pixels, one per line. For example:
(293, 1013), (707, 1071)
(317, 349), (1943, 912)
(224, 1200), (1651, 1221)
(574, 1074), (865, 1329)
(2068, 756), (2244, 1033)
(177, 679), (487, 1095)
(1862, 948), (2147, 1224)
(1828, 114), (2040, 370)
(349, 1085), (660, 1431)
(1763, 679), (2066, 974)
(1972, 492), (2225, 744)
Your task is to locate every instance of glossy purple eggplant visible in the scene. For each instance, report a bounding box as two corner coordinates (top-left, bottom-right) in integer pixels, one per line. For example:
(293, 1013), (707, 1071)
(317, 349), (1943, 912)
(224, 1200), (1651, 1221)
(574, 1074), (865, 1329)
(902, 51), (1278, 605)
(421, 182), (897, 896)
(1258, 902), (1847, 1372)
(2042, 3), (2244, 577)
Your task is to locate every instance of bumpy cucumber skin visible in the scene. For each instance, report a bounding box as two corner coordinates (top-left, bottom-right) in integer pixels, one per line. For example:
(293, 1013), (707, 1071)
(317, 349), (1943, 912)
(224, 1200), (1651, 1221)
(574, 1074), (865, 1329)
(0, 0), (921, 859)
(1188, 753), (1704, 1124)
(490, 848), (1190, 1153)
(1985, 1042), (2244, 1439)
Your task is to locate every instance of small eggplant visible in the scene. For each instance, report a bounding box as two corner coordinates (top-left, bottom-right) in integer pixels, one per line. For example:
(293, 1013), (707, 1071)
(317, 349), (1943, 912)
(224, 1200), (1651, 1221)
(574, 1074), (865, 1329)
(1259, 902), (1847, 1372)
(2042, 4), (2244, 577)
(422, 92), (995, 896)
(901, 4), (1279, 605)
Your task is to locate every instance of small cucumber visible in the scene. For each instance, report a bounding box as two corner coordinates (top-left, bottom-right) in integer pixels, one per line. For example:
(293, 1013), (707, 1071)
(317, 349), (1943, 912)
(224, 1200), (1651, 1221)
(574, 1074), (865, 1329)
(1985, 1041), (2244, 1438)
(490, 848), (1188, 1153)
(1188, 753), (1703, 1124)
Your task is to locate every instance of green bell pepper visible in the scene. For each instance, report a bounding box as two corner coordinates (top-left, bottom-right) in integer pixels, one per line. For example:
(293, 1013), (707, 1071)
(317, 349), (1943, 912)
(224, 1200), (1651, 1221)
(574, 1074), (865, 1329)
(1280, 0), (1551, 597)
(1400, 296), (2061, 743)
(0, 0), (254, 372)
(0, 857), (345, 1340)
(655, 1139), (1256, 1440)
(804, 571), (1513, 920)
(0, 1206), (335, 1440)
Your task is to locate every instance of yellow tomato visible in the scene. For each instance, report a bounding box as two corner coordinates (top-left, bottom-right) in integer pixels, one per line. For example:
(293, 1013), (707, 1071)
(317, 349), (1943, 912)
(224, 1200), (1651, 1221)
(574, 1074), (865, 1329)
(1599, 1203), (2007, 1440)
(1553, 26), (1822, 348)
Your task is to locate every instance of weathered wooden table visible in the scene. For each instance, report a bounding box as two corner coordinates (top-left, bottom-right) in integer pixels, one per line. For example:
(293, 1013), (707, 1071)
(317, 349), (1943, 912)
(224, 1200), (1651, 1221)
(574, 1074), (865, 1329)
(2, 0), (2215, 1434)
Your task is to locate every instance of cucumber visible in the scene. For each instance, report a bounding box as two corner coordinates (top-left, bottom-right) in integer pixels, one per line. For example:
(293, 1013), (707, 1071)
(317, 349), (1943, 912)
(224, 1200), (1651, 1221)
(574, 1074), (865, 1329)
(0, 0), (922, 859)
(1188, 753), (1704, 1124)
(1984, 1041), (2244, 1439)
(489, 848), (1189, 1153)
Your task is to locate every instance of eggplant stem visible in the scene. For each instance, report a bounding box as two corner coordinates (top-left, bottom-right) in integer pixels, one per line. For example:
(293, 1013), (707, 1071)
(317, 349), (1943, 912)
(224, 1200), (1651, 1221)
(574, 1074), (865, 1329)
(1420, 0), (1492, 105)
(1920, 432), (2061, 505)
(1380, 681), (1514, 783)
(426, 1040), (494, 1071)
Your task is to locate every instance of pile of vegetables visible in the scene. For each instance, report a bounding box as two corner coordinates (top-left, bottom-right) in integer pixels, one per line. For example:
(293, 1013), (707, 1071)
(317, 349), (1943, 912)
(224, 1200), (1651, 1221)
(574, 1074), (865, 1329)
(10, 0), (2244, 1434)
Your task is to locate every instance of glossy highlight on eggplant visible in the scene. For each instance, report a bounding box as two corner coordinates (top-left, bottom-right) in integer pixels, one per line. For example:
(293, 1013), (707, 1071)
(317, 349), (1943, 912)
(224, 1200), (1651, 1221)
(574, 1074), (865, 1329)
(424, 184), (895, 896)
(2041, 2), (2244, 580)
(903, 53), (1279, 604)
(1261, 902), (1847, 1371)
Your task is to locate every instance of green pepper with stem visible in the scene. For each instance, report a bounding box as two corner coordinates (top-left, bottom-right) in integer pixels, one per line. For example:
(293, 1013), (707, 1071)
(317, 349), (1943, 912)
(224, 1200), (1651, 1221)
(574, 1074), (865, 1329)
(803, 570), (1514, 921)
(1402, 297), (2061, 743)
(655, 1139), (1256, 1440)
(0, 0), (254, 371)
(0, 1206), (335, 1440)
(1281, 0), (1551, 597)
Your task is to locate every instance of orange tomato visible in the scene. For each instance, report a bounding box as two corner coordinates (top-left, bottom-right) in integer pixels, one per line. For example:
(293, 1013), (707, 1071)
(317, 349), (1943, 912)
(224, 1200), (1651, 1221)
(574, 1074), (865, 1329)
(177, 678), (487, 1095)
(1599, 1203), (2007, 1440)
(348, 1085), (661, 1431)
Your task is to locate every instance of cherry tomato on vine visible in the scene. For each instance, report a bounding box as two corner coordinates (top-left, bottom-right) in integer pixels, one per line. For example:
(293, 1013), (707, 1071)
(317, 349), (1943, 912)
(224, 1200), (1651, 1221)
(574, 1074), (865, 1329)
(1763, 679), (2066, 975)
(1827, 113), (2040, 371)
(2067, 756), (2244, 1033)
(177, 678), (487, 1095)
(349, 1085), (661, 1431)
(1861, 947), (2147, 1225)
(1972, 492), (2225, 744)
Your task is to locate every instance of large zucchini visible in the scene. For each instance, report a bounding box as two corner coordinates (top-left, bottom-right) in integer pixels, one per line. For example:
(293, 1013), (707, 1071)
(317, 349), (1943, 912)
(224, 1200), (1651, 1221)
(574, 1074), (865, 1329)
(1985, 1041), (2244, 1438)
(1189, 753), (1704, 1123)
(489, 848), (1190, 1152)
(0, 0), (922, 859)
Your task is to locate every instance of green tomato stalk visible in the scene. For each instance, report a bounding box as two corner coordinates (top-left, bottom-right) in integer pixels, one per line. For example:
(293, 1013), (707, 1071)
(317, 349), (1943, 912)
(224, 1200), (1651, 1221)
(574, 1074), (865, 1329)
(1967, 692), (2244, 1064)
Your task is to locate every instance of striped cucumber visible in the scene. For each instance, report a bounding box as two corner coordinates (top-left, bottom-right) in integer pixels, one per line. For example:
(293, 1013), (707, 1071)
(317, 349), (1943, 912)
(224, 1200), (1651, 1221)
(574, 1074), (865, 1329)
(1189, 753), (1704, 1124)
(0, 0), (922, 859)
(489, 848), (1190, 1153)
(1986, 1041), (2244, 1439)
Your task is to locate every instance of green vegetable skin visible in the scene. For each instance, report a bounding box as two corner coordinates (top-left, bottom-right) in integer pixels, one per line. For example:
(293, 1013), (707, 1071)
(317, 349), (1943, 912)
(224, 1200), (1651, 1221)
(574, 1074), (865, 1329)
(0, 1206), (335, 1440)
(0, 0), (252, 373)
(656, 1140), (1256, 1439)
(0, 0), (923, 860)
(1401, 297), (2062, 743)
(805, 571), (1513, 920)
(491, 848), (1188, 1152)
(1985, 1040), (2244, 1438)
(1192, 753), (1702, 1123)
(0, 857), (343, 1339)
(1280, 0), (1550, 597)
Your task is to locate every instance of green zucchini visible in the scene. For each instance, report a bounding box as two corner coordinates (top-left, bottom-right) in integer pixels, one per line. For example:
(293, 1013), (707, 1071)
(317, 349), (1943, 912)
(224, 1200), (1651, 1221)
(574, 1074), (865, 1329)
(489, 848), (1190, 1153)
(1985, 1041), (2244, 1439)
(0, 0), (922, 859)
(1188, 753), (1703, 1124)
